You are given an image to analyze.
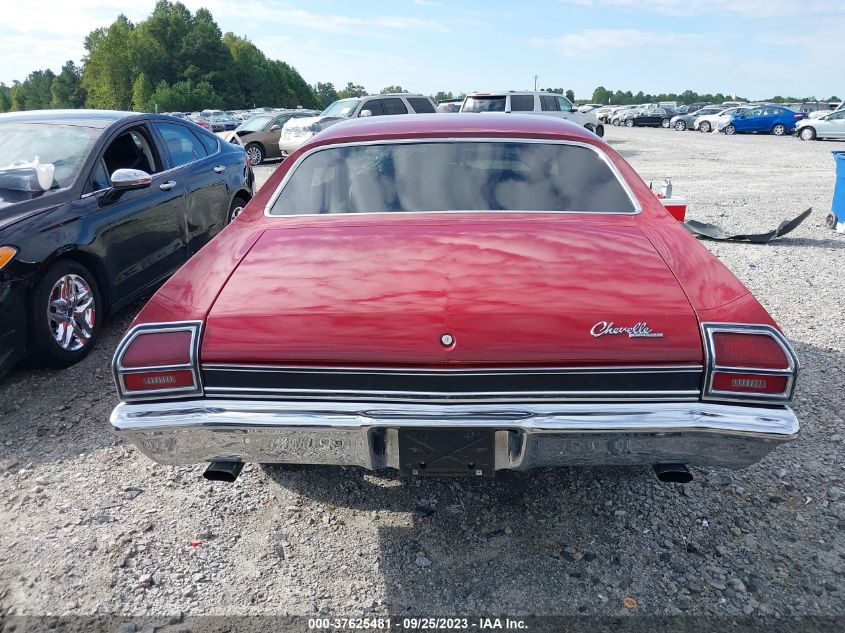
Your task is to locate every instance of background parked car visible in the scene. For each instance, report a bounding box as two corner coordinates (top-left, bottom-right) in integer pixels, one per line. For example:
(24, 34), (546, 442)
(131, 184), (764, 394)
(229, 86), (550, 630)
(0, 110), (253, 374)
(436, 99), (462, 113)
(189, 114), (222, 132)
(694, 106), (749, 132)
(795, 109), (845, 140)
(808, 102), (844, 119)
(279, 94), (437, 157)
(460, 91), (603, 136)
(719, 105), (805, 136)
(594, 106), (616, 123)
(625, 107), (673, 128)
(221, 109), (319, 165)
(611, 105), (643, 126)
(671, 105), (723, 131)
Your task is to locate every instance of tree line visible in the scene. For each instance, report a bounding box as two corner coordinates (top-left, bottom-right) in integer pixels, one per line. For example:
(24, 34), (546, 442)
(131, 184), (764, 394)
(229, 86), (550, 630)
(0, 3), (839, 115)
(588, 86), (839, 106)
(0, 1), (321, 113)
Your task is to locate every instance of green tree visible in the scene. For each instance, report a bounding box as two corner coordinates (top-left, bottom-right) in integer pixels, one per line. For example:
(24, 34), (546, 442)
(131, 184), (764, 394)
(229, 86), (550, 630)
(7, 3), (320, 112)
(591, 86), (611, 104)
(314, 82), (338, 108)
(380, 85), (406, 94)
(132, 73), (154, 111)
(338, 82), (367, 99)
(83, 15), (136, 109)
(432, 90), (454, 102)
(0, 83), (10, 112)
(565, 89), (575, 102)
(50, 61), (85, 108)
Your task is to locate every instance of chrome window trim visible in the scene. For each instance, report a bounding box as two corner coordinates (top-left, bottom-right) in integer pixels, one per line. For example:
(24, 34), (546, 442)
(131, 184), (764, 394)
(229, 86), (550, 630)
(263, 137), (642, 217)
(701, 322), (798, 404)
(112, 321), (204, 401)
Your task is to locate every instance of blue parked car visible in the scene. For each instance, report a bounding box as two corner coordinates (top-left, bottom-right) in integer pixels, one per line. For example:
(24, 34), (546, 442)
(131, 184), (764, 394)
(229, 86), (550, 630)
(718, 104), (805, 136)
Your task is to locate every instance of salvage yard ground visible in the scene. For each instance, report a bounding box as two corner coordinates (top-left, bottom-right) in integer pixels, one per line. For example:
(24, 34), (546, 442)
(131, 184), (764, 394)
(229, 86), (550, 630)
(0, 127), (843, 619)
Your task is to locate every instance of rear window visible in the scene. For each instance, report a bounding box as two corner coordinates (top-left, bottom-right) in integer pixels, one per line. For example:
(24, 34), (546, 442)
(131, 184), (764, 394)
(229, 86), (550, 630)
(382, 98), (408, 115)
(462, 96), (506, 112)
(407, 97), (436, 113)
(269, 141), (636, 215)
(510, 95), (535, 112)
(540, 95), (560, 112)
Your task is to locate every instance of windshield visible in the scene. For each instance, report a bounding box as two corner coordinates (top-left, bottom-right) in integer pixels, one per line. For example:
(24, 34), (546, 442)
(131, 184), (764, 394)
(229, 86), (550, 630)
(462, 96), (506, 112)
(237, 115), (273, 132)
(269, 141), (635, 215)
(321, 99), (359, 118)
(0, 122), (101, 192)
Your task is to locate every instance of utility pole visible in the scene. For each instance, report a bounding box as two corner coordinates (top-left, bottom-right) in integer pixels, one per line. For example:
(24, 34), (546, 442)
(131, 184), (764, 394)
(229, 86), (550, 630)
(534, 75), (538, 91)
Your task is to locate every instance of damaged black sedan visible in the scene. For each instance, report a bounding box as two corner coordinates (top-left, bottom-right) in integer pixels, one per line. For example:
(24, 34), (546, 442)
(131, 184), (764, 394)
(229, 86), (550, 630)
(0, 110), (253, 375)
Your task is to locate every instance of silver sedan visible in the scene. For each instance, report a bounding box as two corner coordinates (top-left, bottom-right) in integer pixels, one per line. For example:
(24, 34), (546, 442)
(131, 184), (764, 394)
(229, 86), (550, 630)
(795, 109), (845, 140)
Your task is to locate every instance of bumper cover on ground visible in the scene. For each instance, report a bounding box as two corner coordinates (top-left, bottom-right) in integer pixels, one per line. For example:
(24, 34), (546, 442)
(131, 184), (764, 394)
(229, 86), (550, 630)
(111, 399), (799, 471)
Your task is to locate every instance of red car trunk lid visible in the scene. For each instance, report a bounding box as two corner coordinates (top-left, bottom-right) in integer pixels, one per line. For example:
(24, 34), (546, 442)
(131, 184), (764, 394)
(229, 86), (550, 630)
(201, 215), (702, 366)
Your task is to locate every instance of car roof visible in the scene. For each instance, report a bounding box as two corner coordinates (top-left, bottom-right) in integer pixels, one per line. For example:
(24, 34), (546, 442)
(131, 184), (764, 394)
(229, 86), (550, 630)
(0, 109), (137, 129)
(339, 94), (429, 103)
(303, 113), (599, 147)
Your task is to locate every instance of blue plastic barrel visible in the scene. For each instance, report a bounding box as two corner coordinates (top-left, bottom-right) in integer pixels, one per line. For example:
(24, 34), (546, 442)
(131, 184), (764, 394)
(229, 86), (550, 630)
(833, 151), (845, 224)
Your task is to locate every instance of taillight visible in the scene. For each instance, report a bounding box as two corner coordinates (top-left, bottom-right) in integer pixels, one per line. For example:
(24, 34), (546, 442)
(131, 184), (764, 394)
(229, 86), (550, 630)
(112, 322), (203, 401)
(702, 323), (798, 404)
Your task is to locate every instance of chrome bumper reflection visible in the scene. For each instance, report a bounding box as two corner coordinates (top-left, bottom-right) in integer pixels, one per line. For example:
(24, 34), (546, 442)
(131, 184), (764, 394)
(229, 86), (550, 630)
(110, 399), (799, 470)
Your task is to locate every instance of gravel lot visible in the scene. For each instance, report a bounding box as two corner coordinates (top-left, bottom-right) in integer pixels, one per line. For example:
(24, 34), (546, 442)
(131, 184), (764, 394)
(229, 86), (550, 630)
(1, 128), (844, 623)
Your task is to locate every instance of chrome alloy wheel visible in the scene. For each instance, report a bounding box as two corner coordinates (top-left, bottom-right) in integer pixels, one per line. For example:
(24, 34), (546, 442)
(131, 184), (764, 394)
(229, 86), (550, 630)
(47, 274), (96, 351)
(246, 145), (263, 165)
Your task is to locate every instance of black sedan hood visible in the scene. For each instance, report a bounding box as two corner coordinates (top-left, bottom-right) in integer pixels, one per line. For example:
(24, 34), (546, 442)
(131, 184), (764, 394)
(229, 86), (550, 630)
(0, 189), (65, 231)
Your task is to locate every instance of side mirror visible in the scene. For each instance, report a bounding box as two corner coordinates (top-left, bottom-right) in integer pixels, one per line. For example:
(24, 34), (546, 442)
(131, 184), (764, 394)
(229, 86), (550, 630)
(270, 125), (280, 131)
(111, 169), (152, 190)
(570, 107), (577, 113)
(359, 110), (372, 118)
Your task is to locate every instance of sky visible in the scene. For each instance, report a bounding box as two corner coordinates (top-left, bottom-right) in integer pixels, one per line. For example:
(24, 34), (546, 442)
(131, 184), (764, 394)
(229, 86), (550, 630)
(0, 0), (842, 101)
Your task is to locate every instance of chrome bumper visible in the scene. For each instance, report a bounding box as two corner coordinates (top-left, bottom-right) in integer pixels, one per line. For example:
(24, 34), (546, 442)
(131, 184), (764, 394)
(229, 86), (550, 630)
(111, 399), (798, 471)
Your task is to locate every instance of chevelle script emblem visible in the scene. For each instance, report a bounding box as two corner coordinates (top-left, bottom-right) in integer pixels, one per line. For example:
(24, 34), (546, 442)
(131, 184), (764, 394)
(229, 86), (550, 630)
(590, 321), (664, 338)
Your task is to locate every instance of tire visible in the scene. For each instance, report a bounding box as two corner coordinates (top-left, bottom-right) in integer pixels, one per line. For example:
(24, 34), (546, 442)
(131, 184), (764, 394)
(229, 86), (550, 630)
(595, 124), (605, 138)
(613, 118), (621, 127)
(799, 127), (816, 141)
(227, 195), (249, 223)
(245, 143), (264, 166)
(699, 121), (711, 133)
(27, 260), (102, 367)
(625, 118), (634, 127)
(826, 212), (838, 230)
(724, 124), (736, 135)
(661, 118), (670, 128)
(675, 120), (686, 131)
(772, 123), (786, 136)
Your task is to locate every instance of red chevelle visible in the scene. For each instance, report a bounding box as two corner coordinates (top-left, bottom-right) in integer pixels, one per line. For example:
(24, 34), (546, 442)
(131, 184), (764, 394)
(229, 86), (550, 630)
(110, 114), (799, 482)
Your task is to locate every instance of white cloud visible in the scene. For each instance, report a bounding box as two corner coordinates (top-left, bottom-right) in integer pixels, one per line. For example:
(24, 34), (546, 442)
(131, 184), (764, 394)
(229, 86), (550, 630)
(557, 0), (845, 18)
(531, 28), (706, 58)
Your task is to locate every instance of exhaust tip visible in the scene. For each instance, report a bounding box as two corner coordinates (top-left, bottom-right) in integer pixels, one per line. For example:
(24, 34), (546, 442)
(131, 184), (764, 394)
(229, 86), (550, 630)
(203, 461), (245, 483)
(652, 463), (692, 484)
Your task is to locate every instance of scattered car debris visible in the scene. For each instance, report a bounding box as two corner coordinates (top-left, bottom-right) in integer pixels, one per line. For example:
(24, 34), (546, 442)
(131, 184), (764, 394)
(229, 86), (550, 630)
(684, 208), (812, 243)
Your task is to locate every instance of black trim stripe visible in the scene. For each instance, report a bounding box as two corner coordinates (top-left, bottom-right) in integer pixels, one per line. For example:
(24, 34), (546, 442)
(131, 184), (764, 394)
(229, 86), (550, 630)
(201, 365), (702, 402)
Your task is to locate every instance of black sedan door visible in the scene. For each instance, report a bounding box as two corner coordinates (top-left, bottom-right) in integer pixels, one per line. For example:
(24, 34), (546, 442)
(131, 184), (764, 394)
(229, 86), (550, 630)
(152, 121), (228, 256)
(84, 124), (188, 303)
